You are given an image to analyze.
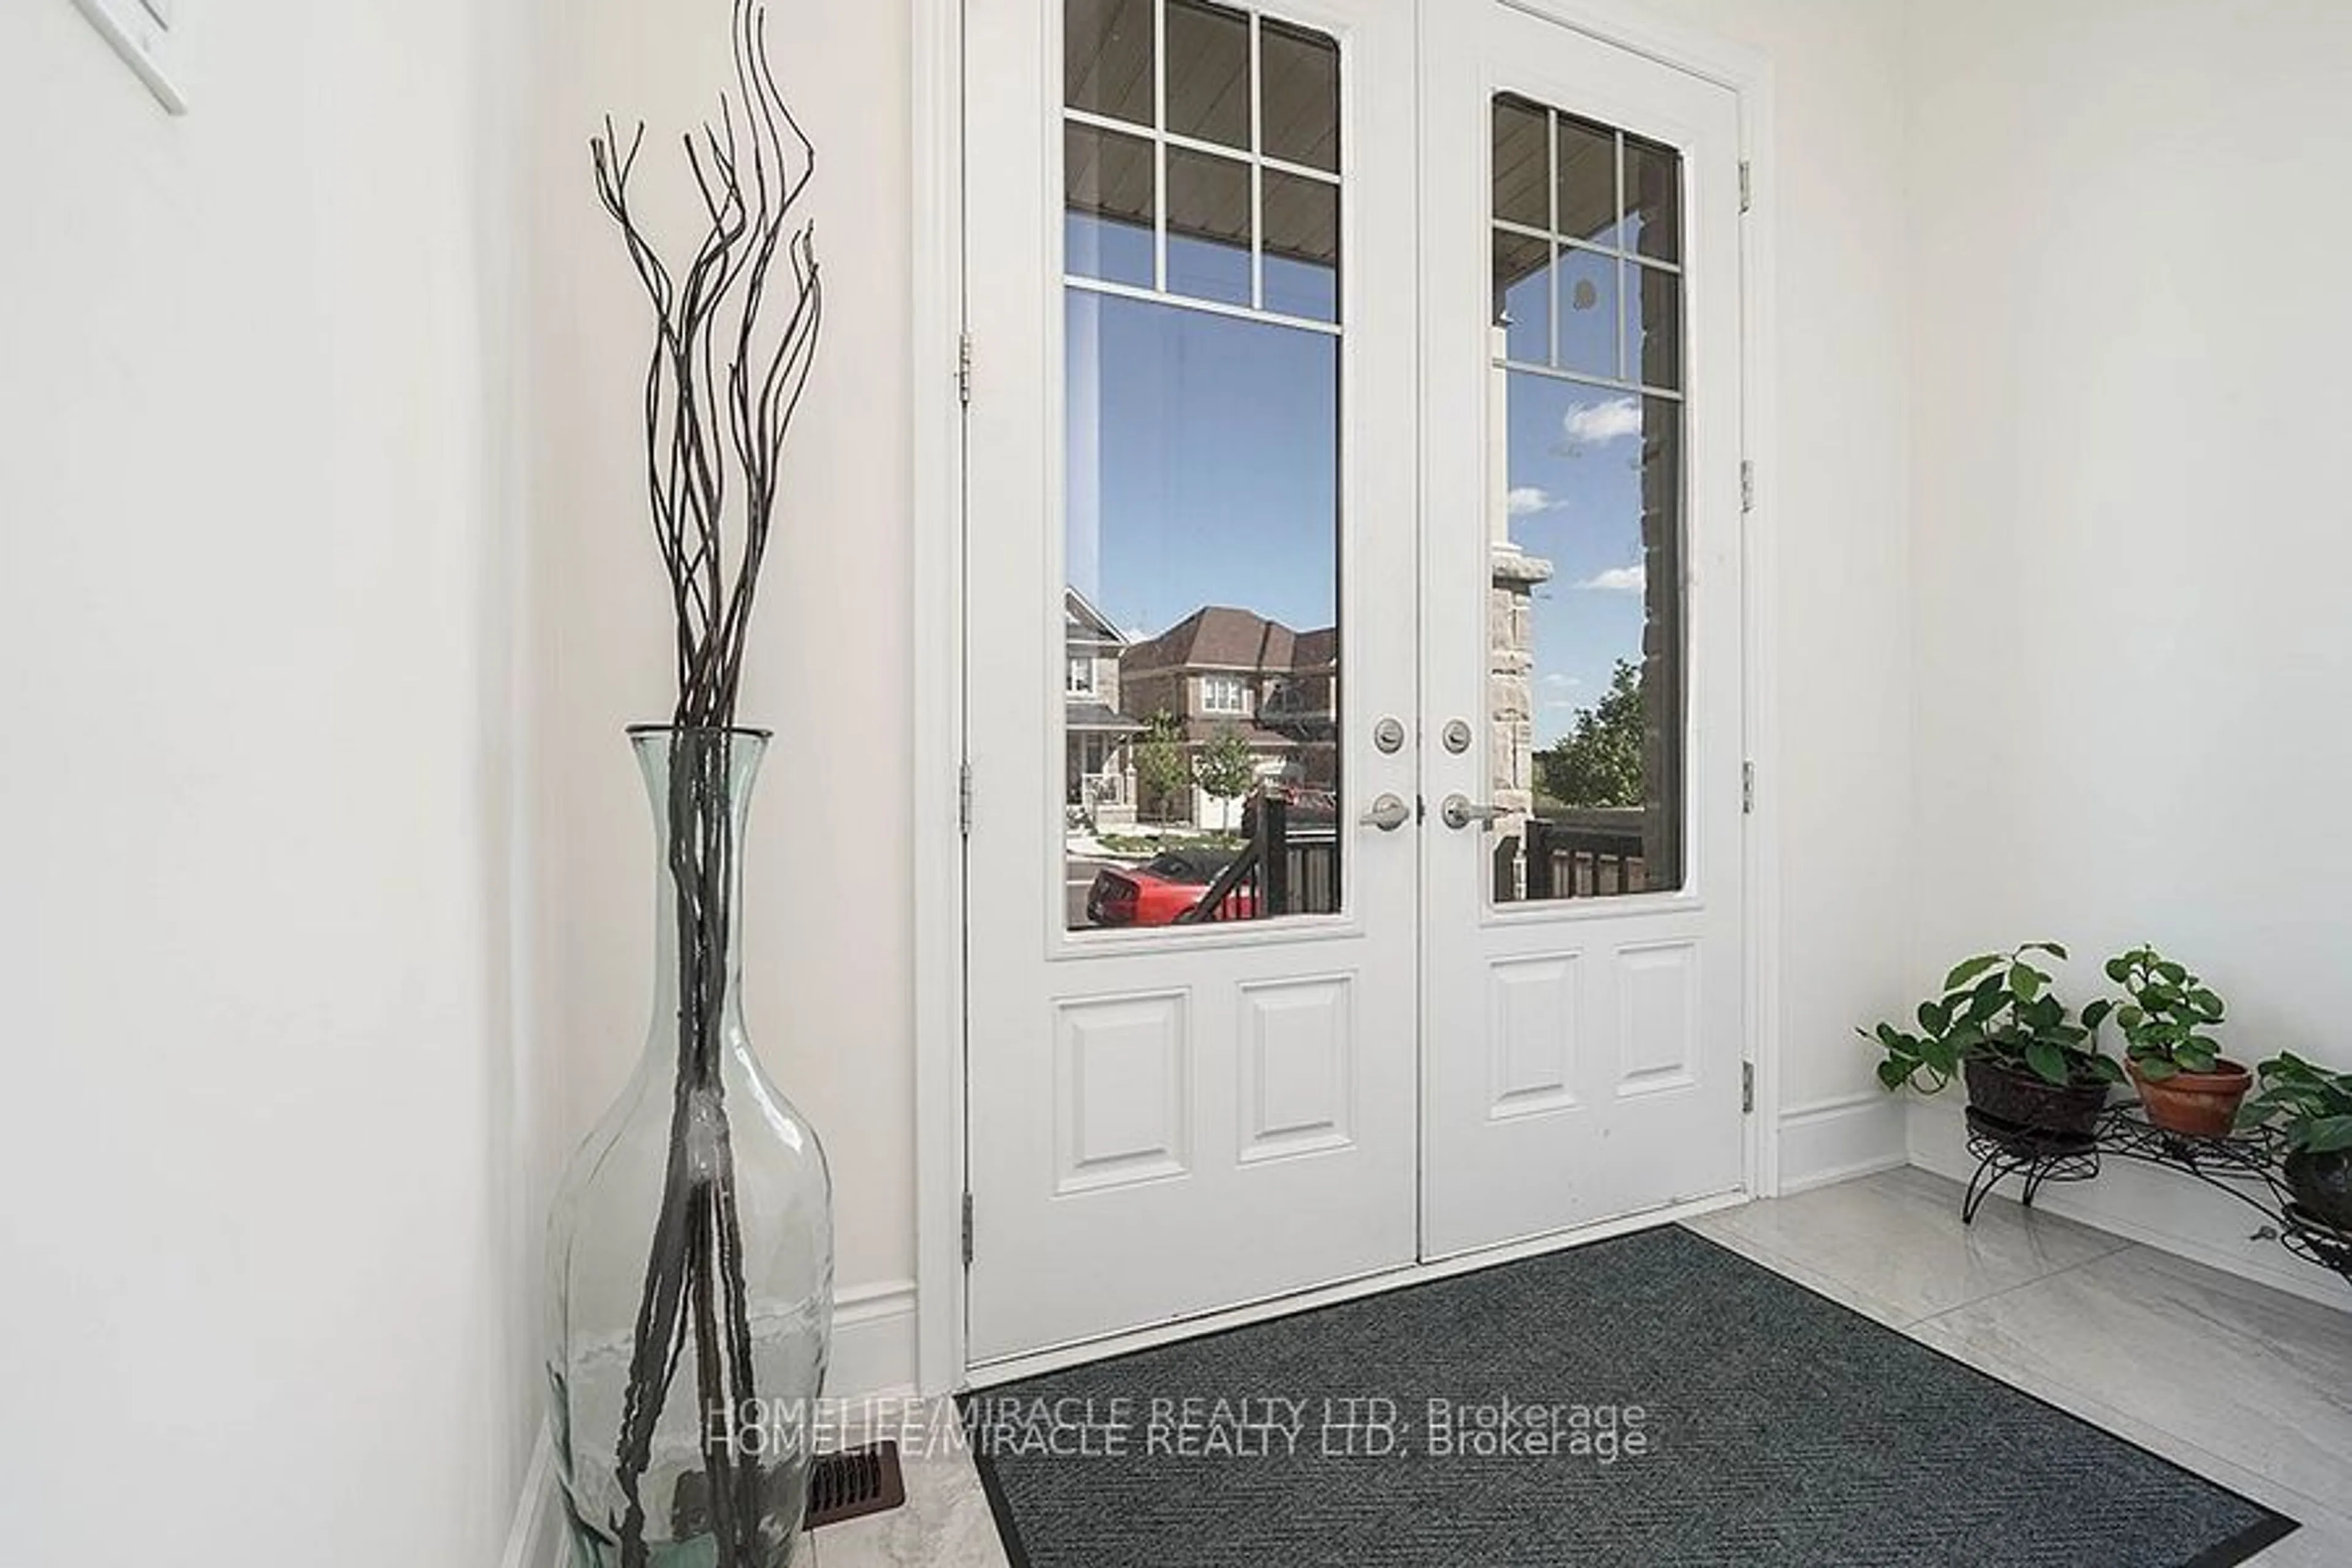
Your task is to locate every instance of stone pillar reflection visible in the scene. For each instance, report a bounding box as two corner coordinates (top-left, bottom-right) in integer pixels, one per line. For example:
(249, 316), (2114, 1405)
(1491, 543), (1554, 888)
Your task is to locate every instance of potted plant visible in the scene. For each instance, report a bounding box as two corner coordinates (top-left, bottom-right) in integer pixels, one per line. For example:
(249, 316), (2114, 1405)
(2238, 1052), (2352, 1231)
(1862, 943), (2122, 1137)
(2097, 946), (2251, 1138)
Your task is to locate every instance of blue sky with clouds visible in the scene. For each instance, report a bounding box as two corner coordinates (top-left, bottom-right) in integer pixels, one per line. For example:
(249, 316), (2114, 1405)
(1501, 374), (1657, 745)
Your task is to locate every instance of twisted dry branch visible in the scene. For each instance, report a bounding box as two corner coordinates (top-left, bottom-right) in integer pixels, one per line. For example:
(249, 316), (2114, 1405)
(592, 0), (821, 734)
(586, 4), (821, 1564)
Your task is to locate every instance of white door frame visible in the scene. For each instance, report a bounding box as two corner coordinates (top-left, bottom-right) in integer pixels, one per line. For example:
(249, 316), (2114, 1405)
(908, 0), (1782, 1397)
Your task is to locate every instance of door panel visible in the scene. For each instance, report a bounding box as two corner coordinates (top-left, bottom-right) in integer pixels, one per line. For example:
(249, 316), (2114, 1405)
(965, 0), (1421, 1365)
(1419, 6), (1746, 1257)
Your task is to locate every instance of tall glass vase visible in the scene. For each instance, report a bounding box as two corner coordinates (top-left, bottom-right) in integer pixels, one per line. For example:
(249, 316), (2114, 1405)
(548, 726), (833, 1568)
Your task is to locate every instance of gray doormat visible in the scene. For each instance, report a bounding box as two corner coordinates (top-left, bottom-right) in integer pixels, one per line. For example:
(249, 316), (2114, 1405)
(962, 1226), (2295, 1567)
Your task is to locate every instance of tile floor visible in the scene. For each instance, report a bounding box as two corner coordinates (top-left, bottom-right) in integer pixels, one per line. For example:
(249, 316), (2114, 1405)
(807, 1167), (2352, 1566)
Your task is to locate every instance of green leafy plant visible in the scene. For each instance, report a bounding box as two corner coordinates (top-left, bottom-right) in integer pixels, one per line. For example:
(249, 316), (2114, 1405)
(2238, 1053), (2352, 1155)
(1535, 658), (1645, 809)
(1862, 943), (2124, 1093)
(1193, 725), (1262, 811)
(2099, 945), (2228, 1079)
(1133, 710), (1191, 820)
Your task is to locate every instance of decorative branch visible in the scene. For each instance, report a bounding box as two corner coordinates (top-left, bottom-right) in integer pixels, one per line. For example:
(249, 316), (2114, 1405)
(587, 4), (821, 1564)
(592, 0), (822, 733)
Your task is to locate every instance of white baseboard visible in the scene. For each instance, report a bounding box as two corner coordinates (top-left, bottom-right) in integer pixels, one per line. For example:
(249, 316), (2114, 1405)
(1776, 1090), (1907, 1194)
(500, 1425), (564, 1568)
(1906, 1098), (2352, 1314)
(827, 1278), (921, 1401)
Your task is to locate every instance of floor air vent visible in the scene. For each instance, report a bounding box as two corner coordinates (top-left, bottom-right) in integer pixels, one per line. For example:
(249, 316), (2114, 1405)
(804, 1441), (907, 1531)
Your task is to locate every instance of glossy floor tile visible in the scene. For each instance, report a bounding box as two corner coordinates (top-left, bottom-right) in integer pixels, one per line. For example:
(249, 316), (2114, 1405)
(1907, 1243), (2352, 1558)
(1679, 1163), (2132, 1325)
(814, 1169), (2352, 1565)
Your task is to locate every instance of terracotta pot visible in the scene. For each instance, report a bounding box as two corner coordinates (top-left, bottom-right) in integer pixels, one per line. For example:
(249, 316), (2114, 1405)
(2284, 1150), (2352, 1232)
(2127, 1057), (2253, 1139)
(1963, 1057), (2108, 1137)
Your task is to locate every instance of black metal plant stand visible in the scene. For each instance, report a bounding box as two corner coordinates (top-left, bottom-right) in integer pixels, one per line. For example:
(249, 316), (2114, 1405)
(1959, 1104), (2352, 1289)
(2278, 1205), (2352, 1278)
(1961, 1109), (2099, 1223)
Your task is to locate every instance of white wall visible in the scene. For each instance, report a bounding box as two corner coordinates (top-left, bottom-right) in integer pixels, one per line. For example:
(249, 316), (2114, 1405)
(0, 2), (557, 1563)
(1906, 0), (2352, 1303)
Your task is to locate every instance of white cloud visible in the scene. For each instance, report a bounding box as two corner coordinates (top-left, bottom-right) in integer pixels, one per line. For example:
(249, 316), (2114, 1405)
(1576, 563), (1646, 594)
(1506, 486), (1559, 518)
(1539, 672), (1581, 689)
(1561, 396), (1642, 447)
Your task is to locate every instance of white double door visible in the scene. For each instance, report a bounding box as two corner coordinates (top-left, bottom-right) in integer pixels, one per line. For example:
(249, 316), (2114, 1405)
(963, 0), (1747, 1366)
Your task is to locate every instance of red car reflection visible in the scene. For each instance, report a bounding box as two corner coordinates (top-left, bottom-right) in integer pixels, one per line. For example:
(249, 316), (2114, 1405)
(1085, 846), (1254, 927)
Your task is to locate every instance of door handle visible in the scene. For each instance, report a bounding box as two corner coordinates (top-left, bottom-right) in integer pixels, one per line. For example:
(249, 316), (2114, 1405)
(1359, 793), (1411, 832)
(1440, 793), (1506, 832)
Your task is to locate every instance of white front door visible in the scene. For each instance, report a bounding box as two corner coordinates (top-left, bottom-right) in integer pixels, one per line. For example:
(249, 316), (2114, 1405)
(963, 0), (1424, 1365)
(963, 0), (1748, 1365)
(1418, 6), (1748, 1256)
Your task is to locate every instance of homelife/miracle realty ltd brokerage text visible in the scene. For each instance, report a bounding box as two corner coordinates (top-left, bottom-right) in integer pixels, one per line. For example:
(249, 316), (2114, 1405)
(708, 1393), (1658, 1466)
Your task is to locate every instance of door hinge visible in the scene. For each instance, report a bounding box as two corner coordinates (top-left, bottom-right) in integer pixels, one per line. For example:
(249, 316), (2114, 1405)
(1739, 160), (1752, 213)
(1741, 760), (1755, 815)
(958, 760), (974, 838)
(1740, 459), (1755, 514)
(957, 331), (974, 407)
(961, 1191), (975, 1265)
(1742, 1061), (1755, 1115)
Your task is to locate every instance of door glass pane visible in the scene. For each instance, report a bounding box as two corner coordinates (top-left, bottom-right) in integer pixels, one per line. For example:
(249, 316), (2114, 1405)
(1626, 263), (1681, 390)
(1491, 229), (1551, 365)
(1624, 133), (1681, 262)
(1166, 0), (1252, 151)
(1166, 146), (1253, 306)
(1555, 246), (1617, 379)
(1556, 112), (1619, 246)
(1066, 0), (1155, 126)
(1263, 169), (1339, 322)
(1261, 19), (1338, 172)
(1064, 2), (1346, 933)
(1066, 123), (1157, 287)
(1487, 93), (1686, 903)
(1491, 95), (1550, 229)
